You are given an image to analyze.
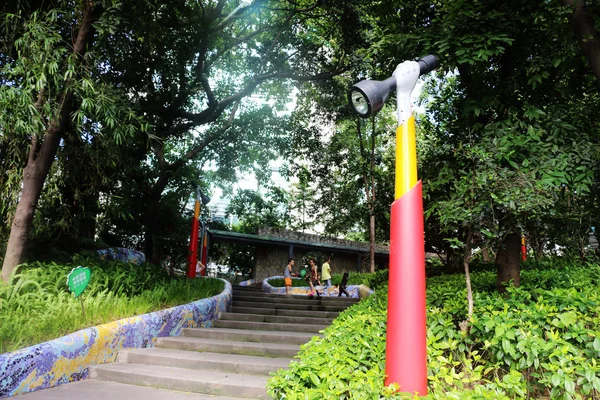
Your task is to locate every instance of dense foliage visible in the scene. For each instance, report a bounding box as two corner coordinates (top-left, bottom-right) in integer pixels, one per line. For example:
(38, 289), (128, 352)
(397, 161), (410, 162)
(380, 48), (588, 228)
(0, 0), (367, 279)
(0, 256), (224, 353)
(269, 260), (600, 399)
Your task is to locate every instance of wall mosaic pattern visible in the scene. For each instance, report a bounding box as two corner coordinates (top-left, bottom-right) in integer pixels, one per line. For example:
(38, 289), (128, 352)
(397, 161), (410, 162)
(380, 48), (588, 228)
(262, 276), (374, 298)
(95, 248), (146, 264)
(0, 280), (232, 398)
(238, 279), (256, 287)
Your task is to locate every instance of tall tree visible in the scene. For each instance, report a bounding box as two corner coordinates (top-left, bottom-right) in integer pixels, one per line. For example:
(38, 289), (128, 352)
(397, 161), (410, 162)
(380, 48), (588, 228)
(561, 0), (600, 84)
(366, 0), (600, 291)
(0, 2), (143, 282)
(97, 0), (360, 264)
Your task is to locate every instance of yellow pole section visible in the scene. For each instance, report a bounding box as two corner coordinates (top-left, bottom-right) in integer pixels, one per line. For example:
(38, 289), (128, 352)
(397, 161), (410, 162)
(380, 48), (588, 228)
(395, 115), (418, 200)
(194, 200), (201, 219)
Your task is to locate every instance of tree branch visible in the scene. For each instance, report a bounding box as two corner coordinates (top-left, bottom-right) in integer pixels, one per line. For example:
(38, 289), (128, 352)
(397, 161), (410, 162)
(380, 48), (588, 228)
(38, 0), (102, 171)
(561, 0), (600, 84)
(214, 0), (267, 31)
(175, 67), (347, 126)
(28, 88), (45, 164)
(153, 140), (168, 171)
(169, 100), (240, 172)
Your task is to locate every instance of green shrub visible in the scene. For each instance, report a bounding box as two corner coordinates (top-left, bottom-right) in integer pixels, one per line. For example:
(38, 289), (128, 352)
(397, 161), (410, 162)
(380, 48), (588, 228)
(269, 261), (600, 399)
(268, 278), (310, 287)
(0, 257), (224, 353)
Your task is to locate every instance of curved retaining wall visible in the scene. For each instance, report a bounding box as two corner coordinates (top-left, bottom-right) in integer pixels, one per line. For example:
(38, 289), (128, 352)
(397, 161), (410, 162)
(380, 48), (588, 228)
(238, 279), (256, 287)
(262, 276), (373, 298)
(0, 279), (232, 398)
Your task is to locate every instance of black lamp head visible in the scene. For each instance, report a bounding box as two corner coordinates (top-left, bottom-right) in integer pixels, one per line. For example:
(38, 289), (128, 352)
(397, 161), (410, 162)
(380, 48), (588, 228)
(348, 77), (397, 118)
(200, 191), (211, 205)
(193, 183), (211, 205)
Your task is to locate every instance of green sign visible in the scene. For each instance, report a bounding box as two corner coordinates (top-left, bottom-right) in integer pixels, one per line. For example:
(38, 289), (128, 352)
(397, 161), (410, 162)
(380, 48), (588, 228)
(67, 266), (91, 298)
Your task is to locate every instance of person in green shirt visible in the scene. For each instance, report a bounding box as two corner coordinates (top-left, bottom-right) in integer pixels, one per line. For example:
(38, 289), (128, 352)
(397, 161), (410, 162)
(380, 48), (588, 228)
(321, 255), (332, 289)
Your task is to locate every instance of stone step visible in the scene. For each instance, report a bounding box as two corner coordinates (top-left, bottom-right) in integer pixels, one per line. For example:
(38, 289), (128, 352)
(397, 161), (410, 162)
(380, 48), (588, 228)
(233, 286), (263, 291)
(232, 295), (357, 307)
(220, 312), (334, 326)
(182, 327), (319, 345)
(232, 301), (347, 312)
(230, 306), (340, 319)
(213, 319), (326, 333)
(157, 336), (300, 358)
(91, 363), (269, 399)
(121, 347), (292, 376)
(13, 380), (250, 400)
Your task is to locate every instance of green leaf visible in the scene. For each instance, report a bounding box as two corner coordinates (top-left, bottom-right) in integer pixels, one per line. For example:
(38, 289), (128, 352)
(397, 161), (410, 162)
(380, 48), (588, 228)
(593, 337), (600, 353)
(565, 379), (575, 394)
(558, 312), (577, 327)
(551, 373), (561, 387)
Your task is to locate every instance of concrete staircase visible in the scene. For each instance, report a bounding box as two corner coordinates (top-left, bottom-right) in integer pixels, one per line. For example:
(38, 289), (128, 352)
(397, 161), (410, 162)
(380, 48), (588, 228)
(19, 285), (358, 399)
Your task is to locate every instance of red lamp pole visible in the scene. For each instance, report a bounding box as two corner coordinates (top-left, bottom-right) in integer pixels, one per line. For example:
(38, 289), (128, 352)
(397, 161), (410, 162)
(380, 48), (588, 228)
(384, 59), (429, 395)
(186, 188), (201, 278)
(349, 56), (438, 396)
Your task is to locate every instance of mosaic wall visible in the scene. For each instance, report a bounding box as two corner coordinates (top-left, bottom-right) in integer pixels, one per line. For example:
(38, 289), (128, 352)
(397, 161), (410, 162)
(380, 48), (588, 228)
(238, 279), (256, 287)
(262, 276), (373, 298)
(95, 248), (146, 265)
(0, 280), (232, 398)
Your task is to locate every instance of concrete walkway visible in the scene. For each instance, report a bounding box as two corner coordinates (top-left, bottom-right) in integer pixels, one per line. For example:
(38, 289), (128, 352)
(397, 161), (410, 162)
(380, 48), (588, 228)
(17, 285), (358, 399)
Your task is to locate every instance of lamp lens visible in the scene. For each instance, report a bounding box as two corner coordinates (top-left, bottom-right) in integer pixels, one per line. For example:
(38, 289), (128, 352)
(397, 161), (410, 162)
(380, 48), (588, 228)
(350, 90), (369, 115)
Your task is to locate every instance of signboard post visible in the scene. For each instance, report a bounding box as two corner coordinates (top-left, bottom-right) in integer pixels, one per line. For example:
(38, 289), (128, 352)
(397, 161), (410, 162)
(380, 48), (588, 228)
(67, 266), (91, 320)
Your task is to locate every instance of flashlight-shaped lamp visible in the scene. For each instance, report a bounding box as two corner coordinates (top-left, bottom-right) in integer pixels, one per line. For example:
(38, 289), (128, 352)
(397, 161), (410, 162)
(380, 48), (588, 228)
(349, 55), (439, 396)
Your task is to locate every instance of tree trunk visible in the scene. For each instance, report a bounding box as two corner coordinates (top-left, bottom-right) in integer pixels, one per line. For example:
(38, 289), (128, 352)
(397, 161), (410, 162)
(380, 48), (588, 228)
(143, 169), (170, 266)
(1, 160), (49, 281)
(369, 213), (375, 273)
(1, 1), (100, 283)
(481, 248), (492, 263)
(77, 190), (99, 240)
(495, 232), (521, 293)
(464, 230), (474, 319)
(535, 240), (543, 260)
(459, 229), (474, 334)
(143, 192), (163, 266)
(562, 0), (600, 84)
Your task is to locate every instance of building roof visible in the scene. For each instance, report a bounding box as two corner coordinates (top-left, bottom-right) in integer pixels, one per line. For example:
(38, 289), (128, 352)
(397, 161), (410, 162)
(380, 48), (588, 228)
(209, 229), (390, 256)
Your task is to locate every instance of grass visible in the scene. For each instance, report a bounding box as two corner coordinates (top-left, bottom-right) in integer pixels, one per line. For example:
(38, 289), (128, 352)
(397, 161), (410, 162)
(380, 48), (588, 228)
(0, 256), (224, 354)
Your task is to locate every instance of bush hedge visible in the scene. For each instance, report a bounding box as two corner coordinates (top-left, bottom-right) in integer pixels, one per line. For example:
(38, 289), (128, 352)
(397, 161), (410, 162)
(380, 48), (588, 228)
(0, 256), (224, 353)
(268, 261), (600, 399)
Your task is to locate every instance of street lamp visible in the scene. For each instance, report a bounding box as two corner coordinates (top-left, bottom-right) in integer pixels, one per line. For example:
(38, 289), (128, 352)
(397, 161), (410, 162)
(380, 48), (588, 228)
(349, 55), (439, 396)
(187, 183), (211, 279)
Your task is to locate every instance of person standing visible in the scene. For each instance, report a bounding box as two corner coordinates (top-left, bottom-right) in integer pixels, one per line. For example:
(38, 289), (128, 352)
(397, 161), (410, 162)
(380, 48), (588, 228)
(284, 258), (295, 295)
(338, 271), (350, 297)
(307, 258), (322, 297)
(321, 255), (332, 289)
